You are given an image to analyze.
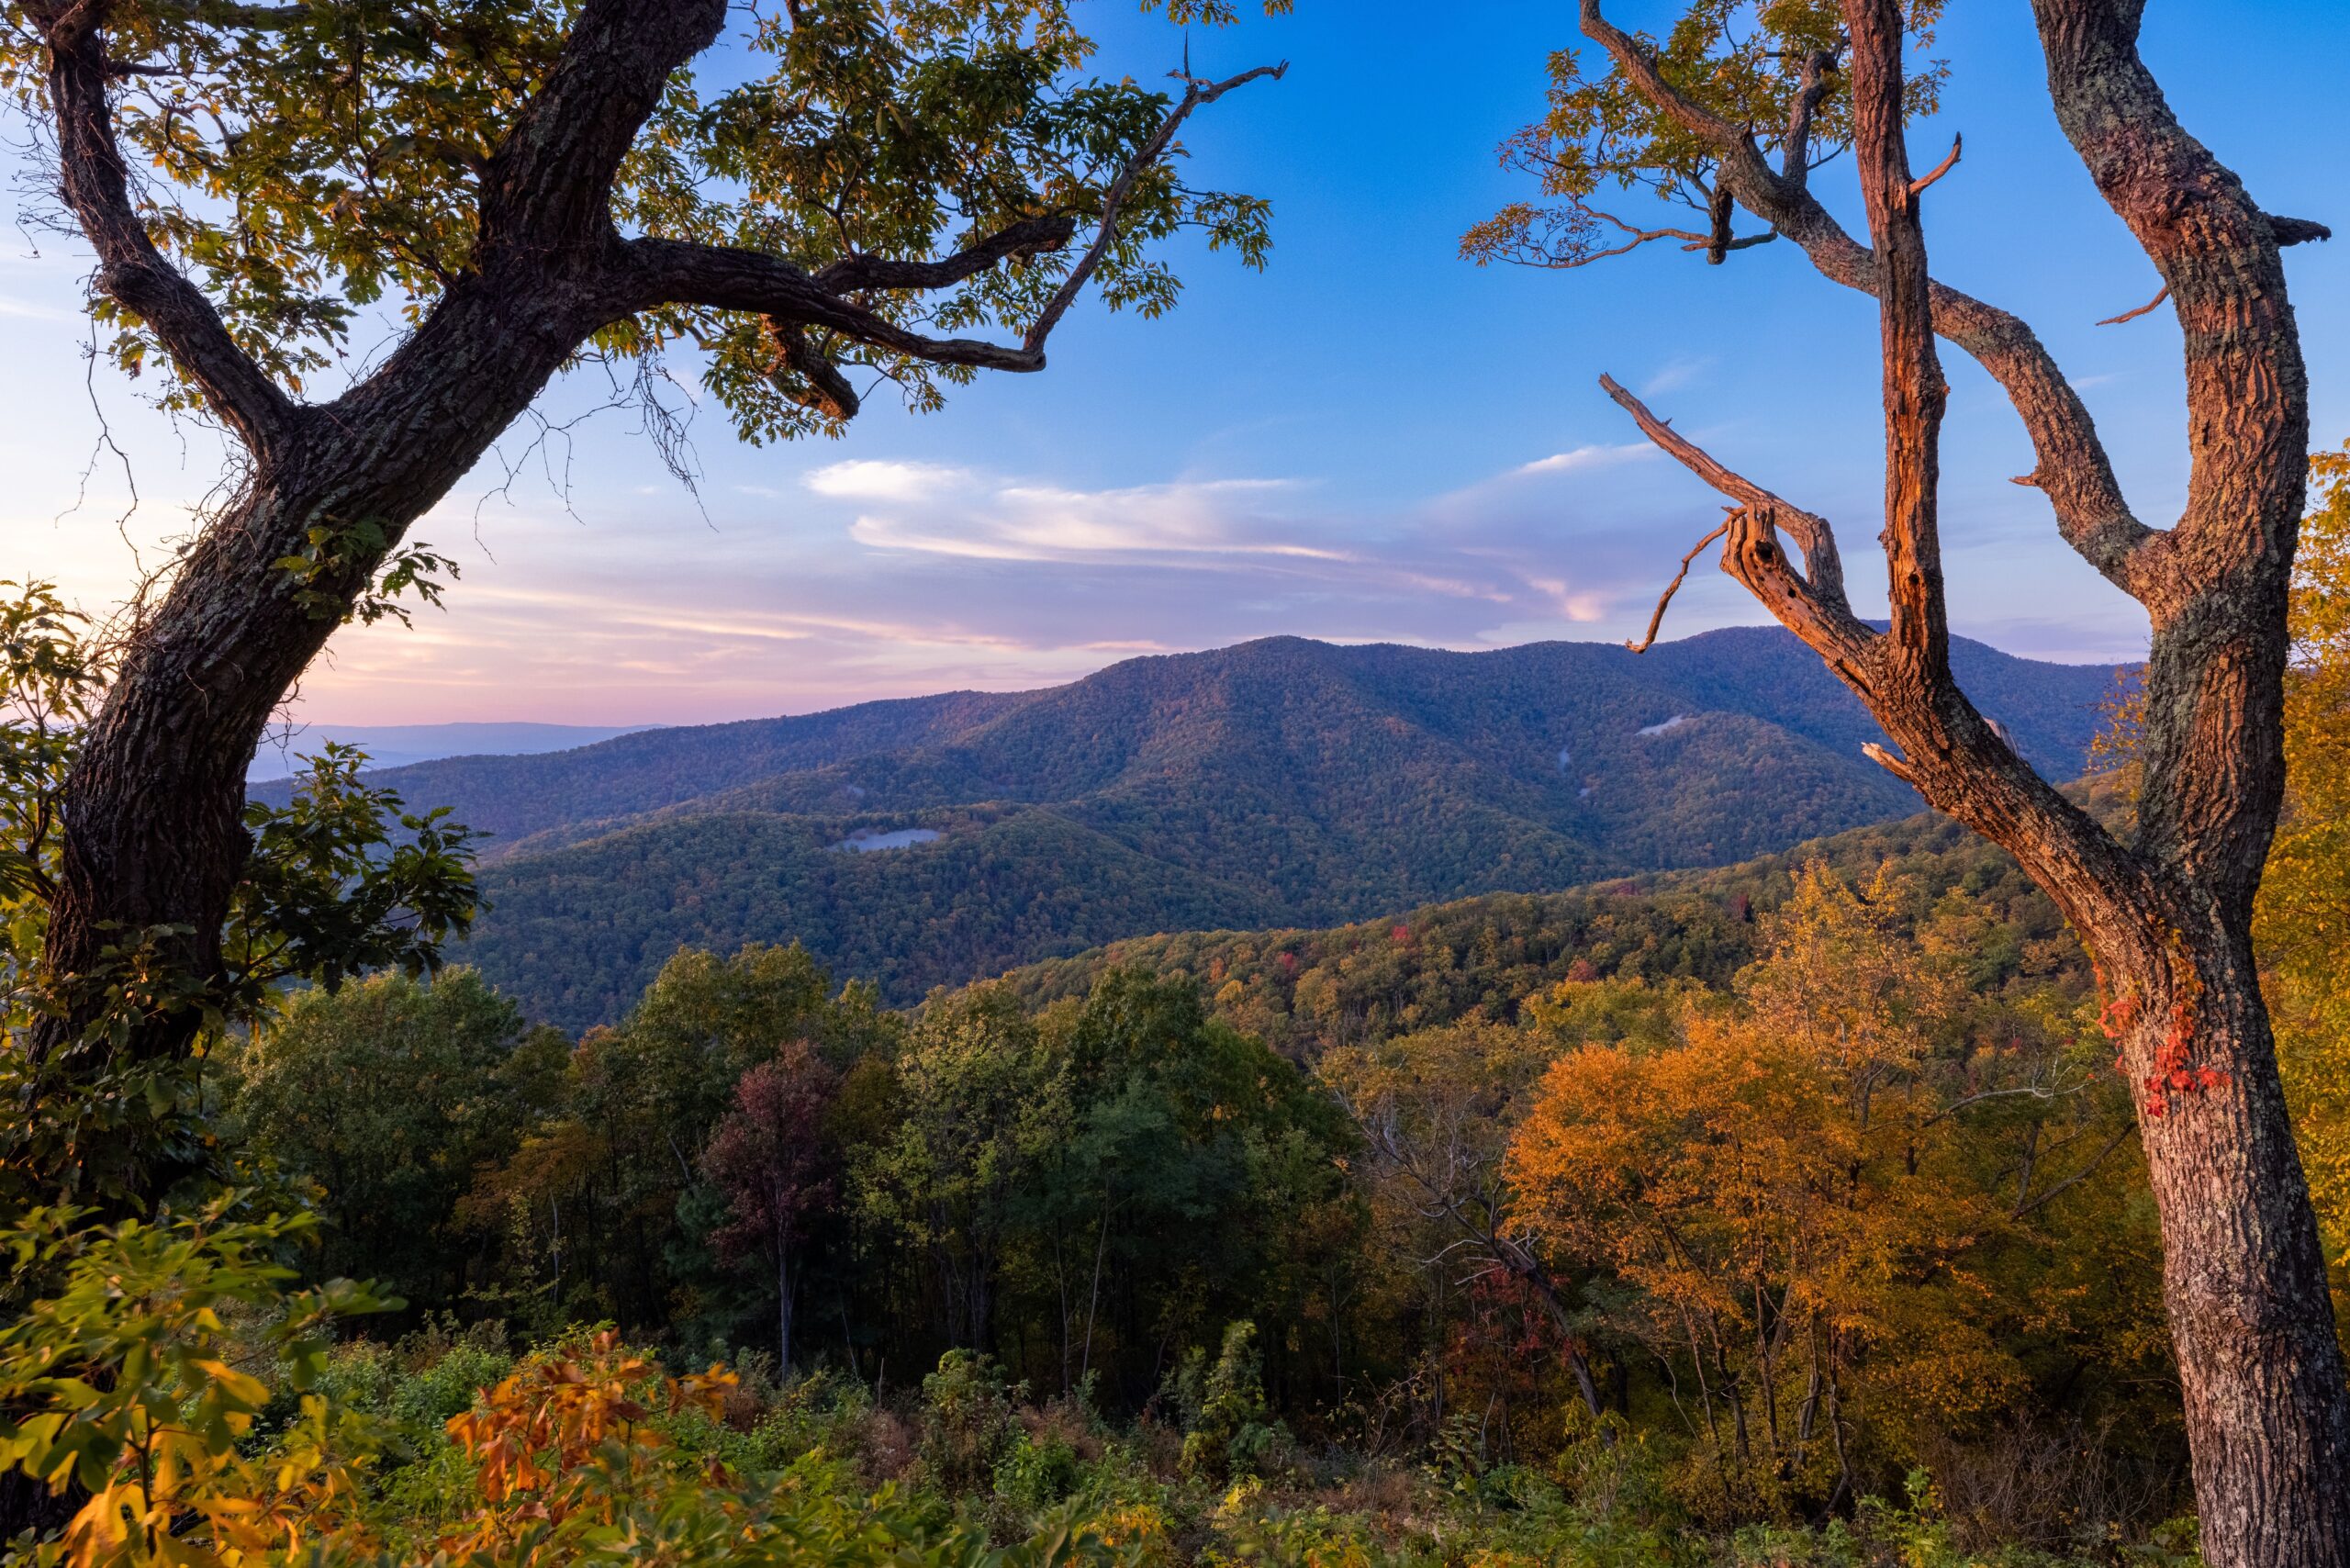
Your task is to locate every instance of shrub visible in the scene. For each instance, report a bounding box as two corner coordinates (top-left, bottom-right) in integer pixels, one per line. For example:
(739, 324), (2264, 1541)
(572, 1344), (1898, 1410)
(1181, 1322), (1288, 1485)
(918, 1349), (1023, 1496)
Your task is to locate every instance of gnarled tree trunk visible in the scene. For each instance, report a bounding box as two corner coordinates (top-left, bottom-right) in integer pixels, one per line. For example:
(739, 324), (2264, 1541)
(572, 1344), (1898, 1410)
(1579, 0), (2350, 1559)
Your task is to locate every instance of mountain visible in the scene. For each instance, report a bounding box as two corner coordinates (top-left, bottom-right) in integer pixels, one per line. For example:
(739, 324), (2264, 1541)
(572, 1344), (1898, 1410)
(246, 721), (660, 781)
(277, 629), (2121, 1029)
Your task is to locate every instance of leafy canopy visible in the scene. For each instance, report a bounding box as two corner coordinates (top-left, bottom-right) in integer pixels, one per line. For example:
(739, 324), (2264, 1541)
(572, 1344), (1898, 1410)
(1, 0), (1285, 442)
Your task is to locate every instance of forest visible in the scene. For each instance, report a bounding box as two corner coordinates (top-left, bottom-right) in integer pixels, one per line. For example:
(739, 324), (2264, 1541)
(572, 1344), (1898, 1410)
(3, 0), (2344, 1562)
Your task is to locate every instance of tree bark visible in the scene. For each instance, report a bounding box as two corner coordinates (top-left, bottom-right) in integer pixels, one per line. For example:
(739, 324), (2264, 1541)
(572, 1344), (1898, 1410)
(36, 275), (623, 1073)
(778, 1236), (795, 1372)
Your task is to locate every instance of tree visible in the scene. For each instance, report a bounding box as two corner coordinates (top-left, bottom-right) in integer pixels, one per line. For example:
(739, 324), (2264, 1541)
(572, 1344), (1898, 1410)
(700, 1042), (842, 1372)
(854, 984), (1057, 1352)
(1322, 1019), (1611, 1425)
(229, 966), (563, 1310)
(2, 0), (1285, 1082)
(1508, 863), (2158, 1519)
(1474, 2), (2345, 1557)
(465, 941), (889, 1332)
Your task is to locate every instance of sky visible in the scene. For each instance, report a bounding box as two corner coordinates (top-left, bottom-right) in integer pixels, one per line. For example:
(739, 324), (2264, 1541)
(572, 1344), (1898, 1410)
(6, 1), (2349, 727)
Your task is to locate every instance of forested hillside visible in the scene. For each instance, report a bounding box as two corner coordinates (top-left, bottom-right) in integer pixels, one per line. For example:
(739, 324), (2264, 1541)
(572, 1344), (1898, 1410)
(995, 799), (2081, 1057)
(409, 630), (2119, 1025)
(196, 782), (2208, 1563)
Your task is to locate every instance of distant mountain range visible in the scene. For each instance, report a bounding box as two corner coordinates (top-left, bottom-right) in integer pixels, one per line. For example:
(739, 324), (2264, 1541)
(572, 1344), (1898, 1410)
(247, 722), (659, 781)
(255, 629), (2122, 1028)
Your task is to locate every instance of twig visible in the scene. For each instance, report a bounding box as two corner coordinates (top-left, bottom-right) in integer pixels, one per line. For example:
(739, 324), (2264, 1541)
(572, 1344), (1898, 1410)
(2097, 283), (2169, 327)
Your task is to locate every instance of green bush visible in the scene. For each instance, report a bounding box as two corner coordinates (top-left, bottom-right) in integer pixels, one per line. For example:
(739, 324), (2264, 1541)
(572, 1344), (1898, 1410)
(919, 1349), (1024, 1496)
(1179, 1321), (1288, 1485)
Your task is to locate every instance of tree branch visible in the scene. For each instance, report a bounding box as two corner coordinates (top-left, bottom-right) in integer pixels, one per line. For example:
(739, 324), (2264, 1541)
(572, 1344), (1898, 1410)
(33, 0), (295, 454)
(623, 238), (1057, 372)
(1020, 61), (1286, 355)
(1625, 519), (1729, 654)
(1908, 133), (1961, 196)
(623, 61), (1283, 389)
(1599, 373), (1850, 615)
(151, 0), (310, 28)
(1847, 0), (1949, 675)
(2097, 282), (2169, 327)
(1576, 0), (2158, 602)
(476, 0), (729, 256)
(2028, 0), (2309, 583)
(1781, 47), (1841, 186)
(2010, 1121), (2136, 1219)
(813, 214), (1078, 294)
(1593, 367), (2152, 937)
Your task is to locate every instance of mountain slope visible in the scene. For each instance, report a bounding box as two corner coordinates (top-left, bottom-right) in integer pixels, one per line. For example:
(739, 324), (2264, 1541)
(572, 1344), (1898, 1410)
(988, 800), (2081, 1059)
(341, 628), (2117, 1028)
(251, 689), (1033, 842)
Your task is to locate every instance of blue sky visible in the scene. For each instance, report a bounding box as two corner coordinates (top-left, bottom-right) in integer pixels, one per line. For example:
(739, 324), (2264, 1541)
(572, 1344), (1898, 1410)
(6, 0), (2348, 724)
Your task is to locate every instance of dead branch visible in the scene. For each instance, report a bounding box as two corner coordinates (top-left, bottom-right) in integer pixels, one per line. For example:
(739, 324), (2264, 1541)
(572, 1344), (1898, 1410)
(1908, 133), (1962, 196)
(1860, 741), (1917, 785)
(1597, 373), (1850, 612)
(1626, 519), (1730, 653)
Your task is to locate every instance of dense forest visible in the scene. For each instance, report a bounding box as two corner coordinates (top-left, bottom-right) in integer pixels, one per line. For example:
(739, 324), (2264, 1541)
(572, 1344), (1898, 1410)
(181, 806), (2189, 1562)
(347, 630), (2123, 1027)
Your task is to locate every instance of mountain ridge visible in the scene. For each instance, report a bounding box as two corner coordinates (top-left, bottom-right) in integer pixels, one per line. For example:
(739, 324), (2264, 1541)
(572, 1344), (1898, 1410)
(276, 628), (2122, 1027)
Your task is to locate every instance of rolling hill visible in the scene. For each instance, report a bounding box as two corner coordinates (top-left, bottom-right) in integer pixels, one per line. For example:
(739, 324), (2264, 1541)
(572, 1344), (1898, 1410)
(267, 628), (2121, 1028)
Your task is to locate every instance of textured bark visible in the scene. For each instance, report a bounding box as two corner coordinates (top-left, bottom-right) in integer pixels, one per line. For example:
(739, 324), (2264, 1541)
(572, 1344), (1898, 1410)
(1583, 0), (2350, 1560)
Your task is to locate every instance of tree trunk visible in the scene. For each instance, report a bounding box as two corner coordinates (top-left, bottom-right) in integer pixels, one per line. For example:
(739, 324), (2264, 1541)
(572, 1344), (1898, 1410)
(1575, 0), (2350, 1549)
(35, 276), (616, 1086)
(778, 1240), (795, 1373)
(2104, 913), (2350, 1563)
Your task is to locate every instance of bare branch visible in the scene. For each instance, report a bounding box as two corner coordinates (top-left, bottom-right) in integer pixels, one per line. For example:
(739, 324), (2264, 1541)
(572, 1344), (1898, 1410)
(1598, 373), (1850, 613)
(1860, 741), (1918, 785)
(1908, 133), (1961, 196)
(2268, 215), (2333, 248)
(2010, 1122), (2136, 1219)
(1625, 520), (1729, 653)
(2097, 283), (2169, 327)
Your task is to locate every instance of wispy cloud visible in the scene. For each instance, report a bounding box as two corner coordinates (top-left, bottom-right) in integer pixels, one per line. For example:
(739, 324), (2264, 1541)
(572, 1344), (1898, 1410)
(1639, 355), (1713, 398)
(1507, 442), (1658, 479)
(272, 439), (1737, 722)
